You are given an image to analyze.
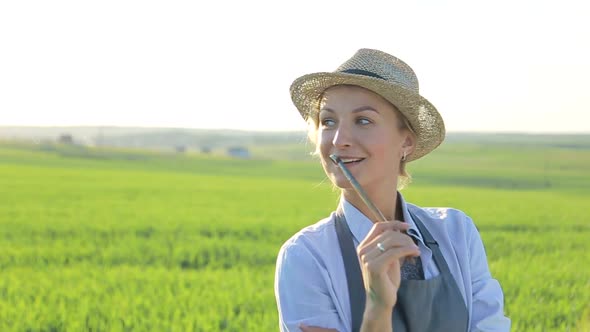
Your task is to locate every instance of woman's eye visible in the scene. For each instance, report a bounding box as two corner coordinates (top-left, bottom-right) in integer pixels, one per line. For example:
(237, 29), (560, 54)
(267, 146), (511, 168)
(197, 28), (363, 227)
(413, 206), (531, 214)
(321, 118), (336, 127)
(357, 117), (372, 125)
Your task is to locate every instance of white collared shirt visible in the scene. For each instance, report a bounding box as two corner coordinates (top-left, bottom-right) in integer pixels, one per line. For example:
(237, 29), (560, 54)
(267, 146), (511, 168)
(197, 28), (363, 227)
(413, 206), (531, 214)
(275, 193), (511, 332)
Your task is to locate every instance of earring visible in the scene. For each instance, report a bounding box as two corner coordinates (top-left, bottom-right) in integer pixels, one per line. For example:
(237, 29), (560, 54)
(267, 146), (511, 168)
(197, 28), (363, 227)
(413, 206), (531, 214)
(401, 150), (407, 162)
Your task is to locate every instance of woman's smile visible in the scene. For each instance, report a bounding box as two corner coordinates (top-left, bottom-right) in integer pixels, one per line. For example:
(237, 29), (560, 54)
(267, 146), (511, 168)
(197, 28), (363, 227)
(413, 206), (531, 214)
(332, 156), (366, 166)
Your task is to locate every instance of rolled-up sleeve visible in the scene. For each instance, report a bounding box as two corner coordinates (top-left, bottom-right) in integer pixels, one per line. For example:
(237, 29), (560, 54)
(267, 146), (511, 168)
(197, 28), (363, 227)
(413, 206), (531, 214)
(275, 239), (346, 332)
(467, 219), (511, 332)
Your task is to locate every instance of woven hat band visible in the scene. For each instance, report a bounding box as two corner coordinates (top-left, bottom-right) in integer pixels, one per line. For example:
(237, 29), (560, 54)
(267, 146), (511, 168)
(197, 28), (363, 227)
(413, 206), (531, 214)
(340, 69), (386, 80)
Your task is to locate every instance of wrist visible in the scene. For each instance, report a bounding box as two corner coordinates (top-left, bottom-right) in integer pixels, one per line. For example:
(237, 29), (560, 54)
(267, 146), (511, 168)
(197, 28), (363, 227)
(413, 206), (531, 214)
(361, 295), (395, 332)
(363, 299), (394, 321)
(365, 289), (396, 314)
(361, 306), (393, 332)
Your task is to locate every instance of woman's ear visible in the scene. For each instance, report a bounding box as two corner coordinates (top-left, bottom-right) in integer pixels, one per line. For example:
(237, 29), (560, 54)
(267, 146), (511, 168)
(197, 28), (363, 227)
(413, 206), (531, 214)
(401, 131), (417, 156)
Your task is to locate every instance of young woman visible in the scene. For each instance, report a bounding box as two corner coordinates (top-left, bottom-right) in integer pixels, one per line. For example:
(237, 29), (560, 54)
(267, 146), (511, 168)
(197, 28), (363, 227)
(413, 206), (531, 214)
(274, 49), (510, 332)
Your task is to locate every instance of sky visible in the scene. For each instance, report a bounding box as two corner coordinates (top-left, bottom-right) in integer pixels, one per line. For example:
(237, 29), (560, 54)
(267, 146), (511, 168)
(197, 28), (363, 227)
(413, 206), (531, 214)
(1, 0), (589, 133)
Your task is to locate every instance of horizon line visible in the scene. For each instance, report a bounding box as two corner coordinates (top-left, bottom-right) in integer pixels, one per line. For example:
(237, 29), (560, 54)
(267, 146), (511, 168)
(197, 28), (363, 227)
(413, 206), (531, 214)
(0, 125), (589, 136)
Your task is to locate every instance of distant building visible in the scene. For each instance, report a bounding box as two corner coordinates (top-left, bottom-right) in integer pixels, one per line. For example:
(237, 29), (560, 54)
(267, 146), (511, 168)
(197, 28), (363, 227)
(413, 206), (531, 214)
(227, 146), (250, 159)
(58, 133), (74, 145)
(175, 145), (186, 154)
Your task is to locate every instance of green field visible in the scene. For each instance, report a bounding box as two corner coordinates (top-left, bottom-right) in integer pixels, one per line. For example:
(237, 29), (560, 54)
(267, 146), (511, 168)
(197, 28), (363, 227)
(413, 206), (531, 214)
(0, 140), (589, 331)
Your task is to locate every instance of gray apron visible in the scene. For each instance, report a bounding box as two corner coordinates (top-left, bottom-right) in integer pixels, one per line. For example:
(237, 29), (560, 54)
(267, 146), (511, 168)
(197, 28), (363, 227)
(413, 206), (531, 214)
(335, 209), (469, 332)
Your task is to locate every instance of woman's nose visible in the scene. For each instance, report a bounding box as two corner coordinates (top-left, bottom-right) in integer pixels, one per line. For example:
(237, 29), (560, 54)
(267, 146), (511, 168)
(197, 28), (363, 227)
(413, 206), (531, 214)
(332, 125), (353, 147)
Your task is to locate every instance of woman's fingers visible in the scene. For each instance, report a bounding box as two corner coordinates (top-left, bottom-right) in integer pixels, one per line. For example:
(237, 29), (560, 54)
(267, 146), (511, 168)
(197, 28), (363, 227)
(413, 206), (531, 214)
(358, 220), (410, 248)
(358, 229), (416, 262)
(378, 244), (420, 266)
(363, 244), (420, 274)
(355, 222), (421, 311)
(360, 243), (420, 309)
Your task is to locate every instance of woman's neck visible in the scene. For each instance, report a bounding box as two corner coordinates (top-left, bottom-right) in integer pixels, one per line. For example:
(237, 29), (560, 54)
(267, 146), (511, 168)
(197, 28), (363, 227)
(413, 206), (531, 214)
(342, 181), (400, 223)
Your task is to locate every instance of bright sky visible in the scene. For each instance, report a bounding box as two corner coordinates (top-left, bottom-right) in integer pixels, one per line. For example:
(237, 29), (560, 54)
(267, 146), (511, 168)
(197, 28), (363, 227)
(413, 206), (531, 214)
(1, 0), (589, 133)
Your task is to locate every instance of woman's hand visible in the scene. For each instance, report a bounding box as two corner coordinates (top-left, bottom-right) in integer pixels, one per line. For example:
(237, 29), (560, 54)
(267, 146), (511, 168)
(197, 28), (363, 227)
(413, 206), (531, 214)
(298, 222), (419, 332)
(357, 221), (420, 312)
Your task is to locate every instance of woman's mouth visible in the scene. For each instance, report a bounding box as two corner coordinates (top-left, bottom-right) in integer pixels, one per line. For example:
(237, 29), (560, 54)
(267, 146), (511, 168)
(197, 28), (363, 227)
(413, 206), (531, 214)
(338, 157), (365, 166)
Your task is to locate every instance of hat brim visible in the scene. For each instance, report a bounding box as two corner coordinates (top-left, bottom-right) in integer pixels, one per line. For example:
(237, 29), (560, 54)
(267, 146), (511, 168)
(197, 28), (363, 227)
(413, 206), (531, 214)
(290, 72), (445, 162)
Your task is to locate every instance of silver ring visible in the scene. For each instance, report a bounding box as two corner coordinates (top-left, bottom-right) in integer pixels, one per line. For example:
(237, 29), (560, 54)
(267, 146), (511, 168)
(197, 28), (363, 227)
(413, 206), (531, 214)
(377, 242), (385, 253)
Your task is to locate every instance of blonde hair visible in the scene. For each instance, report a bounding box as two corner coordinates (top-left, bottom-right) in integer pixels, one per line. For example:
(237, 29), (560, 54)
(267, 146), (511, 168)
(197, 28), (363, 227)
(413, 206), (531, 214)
(306, 86), (415, 189)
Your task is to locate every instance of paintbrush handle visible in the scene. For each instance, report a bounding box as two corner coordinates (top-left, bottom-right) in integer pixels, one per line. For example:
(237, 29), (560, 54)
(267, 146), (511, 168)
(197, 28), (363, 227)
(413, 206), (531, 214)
(335, 160), (387, 222)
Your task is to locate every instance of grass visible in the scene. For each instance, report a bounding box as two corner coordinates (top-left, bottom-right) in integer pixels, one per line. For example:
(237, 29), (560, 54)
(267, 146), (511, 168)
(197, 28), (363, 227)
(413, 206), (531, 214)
(0, 141), (589, 331)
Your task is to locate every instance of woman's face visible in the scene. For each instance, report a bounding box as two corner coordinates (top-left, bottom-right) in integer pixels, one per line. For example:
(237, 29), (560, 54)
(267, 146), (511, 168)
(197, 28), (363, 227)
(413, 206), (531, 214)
(317, 85), (413, 190)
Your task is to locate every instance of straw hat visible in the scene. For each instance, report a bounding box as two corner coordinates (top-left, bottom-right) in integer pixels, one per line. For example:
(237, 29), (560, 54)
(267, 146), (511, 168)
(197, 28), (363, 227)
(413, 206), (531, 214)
(290, 48), (445, 162)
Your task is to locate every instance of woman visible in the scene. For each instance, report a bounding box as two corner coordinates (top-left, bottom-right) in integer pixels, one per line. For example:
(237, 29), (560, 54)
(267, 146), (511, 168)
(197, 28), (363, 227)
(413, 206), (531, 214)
(274, 49), (511, 332)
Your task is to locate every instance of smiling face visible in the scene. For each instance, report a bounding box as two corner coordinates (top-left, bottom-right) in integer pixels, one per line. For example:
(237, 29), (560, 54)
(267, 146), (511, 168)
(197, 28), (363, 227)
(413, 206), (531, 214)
(315, 85), (415, 191)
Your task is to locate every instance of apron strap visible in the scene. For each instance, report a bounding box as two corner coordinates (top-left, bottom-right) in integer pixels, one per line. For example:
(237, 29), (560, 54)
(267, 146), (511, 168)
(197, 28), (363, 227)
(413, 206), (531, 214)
(334, 211), (365, 332)
(407, 208), (453, 276)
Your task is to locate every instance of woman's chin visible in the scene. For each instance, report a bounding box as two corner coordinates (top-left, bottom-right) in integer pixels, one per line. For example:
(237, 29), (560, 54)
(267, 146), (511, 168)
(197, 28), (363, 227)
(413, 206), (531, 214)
(331, 175), (361, 190)
(330, 174), (391, 193)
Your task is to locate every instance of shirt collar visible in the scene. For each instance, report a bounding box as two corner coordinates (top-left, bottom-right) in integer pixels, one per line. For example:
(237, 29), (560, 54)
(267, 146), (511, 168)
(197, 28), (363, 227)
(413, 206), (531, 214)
(340, 192), (424, 245)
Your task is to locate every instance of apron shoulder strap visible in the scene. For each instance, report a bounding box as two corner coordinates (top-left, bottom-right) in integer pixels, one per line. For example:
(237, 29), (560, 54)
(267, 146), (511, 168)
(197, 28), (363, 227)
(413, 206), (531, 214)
(334, 212), (365, 332)
(407, 207), (452, 276)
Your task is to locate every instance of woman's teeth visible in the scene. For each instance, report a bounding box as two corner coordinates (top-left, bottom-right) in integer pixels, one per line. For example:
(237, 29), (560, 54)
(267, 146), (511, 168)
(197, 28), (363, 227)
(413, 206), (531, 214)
(342, 158), (364, 164)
